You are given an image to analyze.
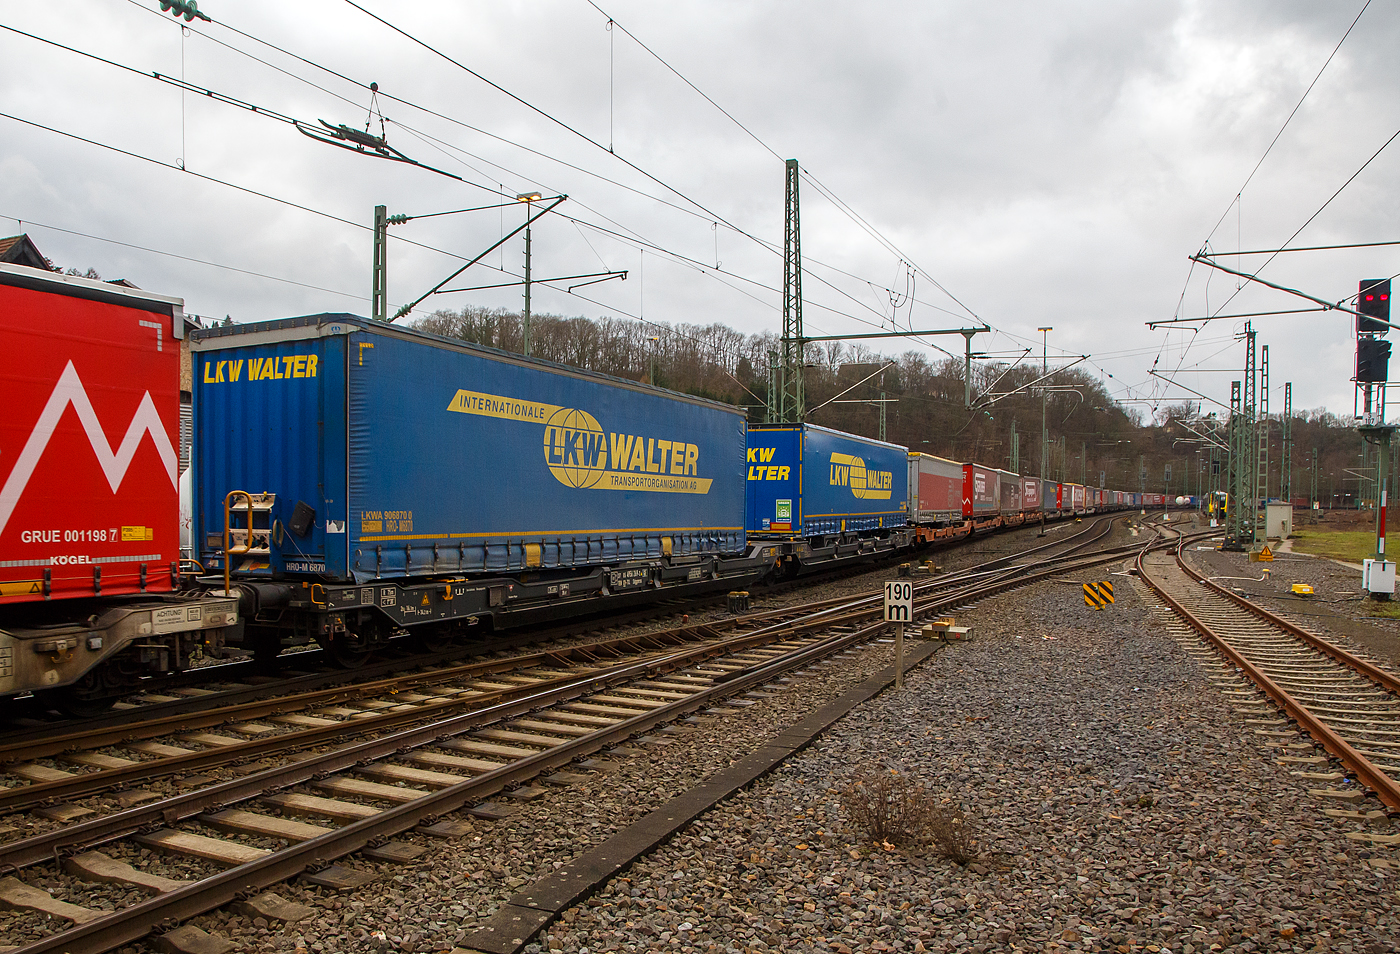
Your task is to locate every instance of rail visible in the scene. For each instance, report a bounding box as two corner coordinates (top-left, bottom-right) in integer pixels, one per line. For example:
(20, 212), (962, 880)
(1136, 534), (1400, 812)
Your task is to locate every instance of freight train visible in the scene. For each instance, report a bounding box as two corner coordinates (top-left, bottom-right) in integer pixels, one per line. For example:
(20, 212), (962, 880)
(0, 263), (1158, 711)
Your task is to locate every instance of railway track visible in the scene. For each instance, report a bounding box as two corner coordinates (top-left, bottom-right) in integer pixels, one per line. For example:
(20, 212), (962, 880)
(0, 513), (1127, 748)
(1, 513), (1109, 734)
(0, 515), (1178, 954)
(1137, 530), (1400, 813)
(0, 517), (1129, 821)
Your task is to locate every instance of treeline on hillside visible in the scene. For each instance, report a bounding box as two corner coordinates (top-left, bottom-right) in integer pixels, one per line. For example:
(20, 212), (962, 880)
(414, 305), (1379, 505)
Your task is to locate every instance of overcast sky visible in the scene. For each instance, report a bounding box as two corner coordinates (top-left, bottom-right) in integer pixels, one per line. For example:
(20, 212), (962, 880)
(3, 0), (1396, 418)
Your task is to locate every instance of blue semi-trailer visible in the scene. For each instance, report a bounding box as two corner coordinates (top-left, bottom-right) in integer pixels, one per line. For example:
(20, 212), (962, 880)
(744, 423), (912, 571)
(190, 315), (763, 658)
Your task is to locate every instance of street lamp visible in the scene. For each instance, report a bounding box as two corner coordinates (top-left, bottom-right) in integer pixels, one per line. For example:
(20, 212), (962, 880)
(517, 192), (543, 355)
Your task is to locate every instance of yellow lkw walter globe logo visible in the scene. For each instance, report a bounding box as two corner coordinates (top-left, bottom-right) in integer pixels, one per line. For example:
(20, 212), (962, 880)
(543, 407), (608, 489)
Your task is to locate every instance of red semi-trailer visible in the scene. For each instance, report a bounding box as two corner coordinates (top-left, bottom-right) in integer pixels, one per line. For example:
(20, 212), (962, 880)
(962, 463), (999, 519)
(0, 267), (182, 602)
(1022, 477), (1040, 511)
(908, 452), (964, 526)
(0, 263), (237, 711)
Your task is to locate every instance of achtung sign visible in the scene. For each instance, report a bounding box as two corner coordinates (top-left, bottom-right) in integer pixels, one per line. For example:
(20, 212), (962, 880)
(1083, 580), (1115, 610)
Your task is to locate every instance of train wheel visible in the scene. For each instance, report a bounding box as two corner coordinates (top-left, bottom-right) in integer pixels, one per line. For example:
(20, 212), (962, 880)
(328, 632), (373, 669)
(48, 672), (117, 718)
(414, 628), (454, 654)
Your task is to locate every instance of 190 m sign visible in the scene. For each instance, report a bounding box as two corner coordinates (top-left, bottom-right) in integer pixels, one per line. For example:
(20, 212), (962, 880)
(883, 580), (912, 622)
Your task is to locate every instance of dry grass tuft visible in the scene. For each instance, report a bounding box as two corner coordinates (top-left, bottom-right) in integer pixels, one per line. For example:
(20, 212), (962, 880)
(925, 802), (979, 866)
(840, 766), (981, 864)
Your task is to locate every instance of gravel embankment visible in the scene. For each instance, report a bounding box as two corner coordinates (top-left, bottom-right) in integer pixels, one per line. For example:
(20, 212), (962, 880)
(1181, 526), (1400, 672)
(94, 513), (1280, 954)
(536, 566), (1400, 953)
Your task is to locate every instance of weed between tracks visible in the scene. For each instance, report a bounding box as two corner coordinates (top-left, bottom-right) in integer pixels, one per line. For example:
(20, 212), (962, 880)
(841, 765), (980, 864)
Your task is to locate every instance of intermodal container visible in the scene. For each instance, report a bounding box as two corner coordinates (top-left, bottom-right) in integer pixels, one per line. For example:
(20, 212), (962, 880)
(907, 453), (963, 525)
(961, 464), (999, 517)
(193, 315), (747, 583)
(996, 470), (1022, 514)
(0, 264), (185, 604)
(1022, 477), (1040, 511)
(1041, 480), (1058, 512)
(1069, 483), (1086, 511)
(746, 424), (908, 537)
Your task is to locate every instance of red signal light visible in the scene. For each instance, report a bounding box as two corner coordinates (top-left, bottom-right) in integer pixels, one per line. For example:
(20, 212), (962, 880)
(1360, 279), (1391, 333)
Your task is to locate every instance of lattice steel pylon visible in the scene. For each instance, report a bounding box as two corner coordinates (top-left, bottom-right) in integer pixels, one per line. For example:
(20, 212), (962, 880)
(778, 158), (804, 423)
(1257, 343), (1270, 525)
(1224, 323), (1259, 550)
(1282, 382), (1293, 503)
(1225, 381), (1242, 544)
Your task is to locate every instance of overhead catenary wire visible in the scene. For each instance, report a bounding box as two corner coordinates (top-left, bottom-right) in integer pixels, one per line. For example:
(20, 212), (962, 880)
(578, 0), (982, 325)
(335, 0), (986, 348)
(0, 114), (833, 377)
(116, 1), (961, 355)
(29, 4), (998, 387)
(390, 117), (970, 333)
(0, 104), (843, 374)
(1154, 0), (1373, 403)
(2, 213), (370, 302)
(337, 0), (777, 254)
(393, 118), (963, 341)
(1198, 0), (1374, 252)
(0, 110), (554, 286)
(3, 13), (772, 324)
(569, 8), (983, 356)
(1, 21), (482, 187)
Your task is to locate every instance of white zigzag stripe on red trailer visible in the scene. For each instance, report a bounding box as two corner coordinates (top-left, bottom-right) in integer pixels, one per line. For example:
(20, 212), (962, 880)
(0, 360), (177, 539)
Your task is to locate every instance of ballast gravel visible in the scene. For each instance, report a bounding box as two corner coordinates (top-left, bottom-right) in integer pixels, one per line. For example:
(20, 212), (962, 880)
(533, 570), (1400, 954)
(1182, 539), (1400, 671)
(111, 515), (1400, 954)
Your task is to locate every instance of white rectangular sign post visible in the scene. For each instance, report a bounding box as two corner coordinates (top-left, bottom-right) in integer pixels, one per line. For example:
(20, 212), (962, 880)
(884, 580), (913, 688)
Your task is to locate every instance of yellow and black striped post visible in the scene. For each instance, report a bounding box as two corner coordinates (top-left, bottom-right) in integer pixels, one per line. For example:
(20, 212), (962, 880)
(1082, 580), (1115, 610)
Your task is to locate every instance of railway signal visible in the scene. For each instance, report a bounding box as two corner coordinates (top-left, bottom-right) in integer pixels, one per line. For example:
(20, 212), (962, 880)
(1359, 279), (1392, 334)
(1356, 337), (1391, 384)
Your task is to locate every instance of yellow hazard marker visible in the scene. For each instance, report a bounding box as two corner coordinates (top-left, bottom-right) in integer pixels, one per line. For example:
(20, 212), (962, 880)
(1083, 582), (1102, 609)
(1082, 580), (1115, 610)
(1259, 545), (1274, 562)
(1291, 583), (1315, 597)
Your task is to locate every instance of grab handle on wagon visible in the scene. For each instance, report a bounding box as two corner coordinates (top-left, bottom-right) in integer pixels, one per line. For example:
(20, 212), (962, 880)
(222, 490), (275, 595)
